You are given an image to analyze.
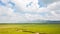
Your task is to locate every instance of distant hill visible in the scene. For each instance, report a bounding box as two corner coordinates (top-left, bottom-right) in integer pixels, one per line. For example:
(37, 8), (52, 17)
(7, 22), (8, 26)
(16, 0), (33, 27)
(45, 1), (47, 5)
(27, 20), (60, 24)
(46, 20), (60, 24)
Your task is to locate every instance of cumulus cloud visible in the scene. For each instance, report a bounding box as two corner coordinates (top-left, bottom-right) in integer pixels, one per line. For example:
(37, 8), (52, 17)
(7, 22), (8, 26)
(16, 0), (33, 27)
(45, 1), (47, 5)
(0, 6), (27, 23)
(0, 0), (60, 23)
(0, 0), (28, 23)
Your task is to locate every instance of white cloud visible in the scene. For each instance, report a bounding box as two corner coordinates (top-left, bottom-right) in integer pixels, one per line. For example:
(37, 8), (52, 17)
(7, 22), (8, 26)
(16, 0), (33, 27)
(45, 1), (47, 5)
(0, 6), (27, 23)
(22, 1), (60, 20)
(0, 0), (60, 23)
(12, 0), (39, 12)
(0, 6), (14, 16)
(25, 13), (41, 21)
(0, 1), (27, 23)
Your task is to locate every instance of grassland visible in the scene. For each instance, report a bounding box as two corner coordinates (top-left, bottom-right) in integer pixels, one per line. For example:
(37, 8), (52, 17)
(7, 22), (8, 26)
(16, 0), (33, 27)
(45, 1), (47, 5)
(0, 23), (60, 34)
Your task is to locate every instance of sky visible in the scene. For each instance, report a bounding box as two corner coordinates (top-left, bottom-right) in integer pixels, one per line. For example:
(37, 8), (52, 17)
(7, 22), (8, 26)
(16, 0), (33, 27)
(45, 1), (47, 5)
(0, 0), (60, 23)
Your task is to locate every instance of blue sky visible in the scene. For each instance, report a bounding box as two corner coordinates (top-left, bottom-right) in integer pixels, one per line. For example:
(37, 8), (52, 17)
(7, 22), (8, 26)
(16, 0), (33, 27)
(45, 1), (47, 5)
(0, 0), (60, 23)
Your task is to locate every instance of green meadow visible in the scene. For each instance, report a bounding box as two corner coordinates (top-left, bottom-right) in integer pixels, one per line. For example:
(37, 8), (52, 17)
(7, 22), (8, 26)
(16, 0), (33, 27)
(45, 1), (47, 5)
(0, 23), (60, 34)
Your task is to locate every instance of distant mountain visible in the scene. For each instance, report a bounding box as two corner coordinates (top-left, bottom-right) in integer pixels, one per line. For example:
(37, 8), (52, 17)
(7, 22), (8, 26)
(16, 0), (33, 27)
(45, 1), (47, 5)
(46, 20), (60, 24)
(28, 20), (60, 23)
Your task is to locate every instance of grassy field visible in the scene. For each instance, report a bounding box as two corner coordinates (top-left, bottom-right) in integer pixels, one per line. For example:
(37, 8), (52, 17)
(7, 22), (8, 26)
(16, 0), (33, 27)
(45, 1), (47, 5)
(0, 23), (60, 34)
